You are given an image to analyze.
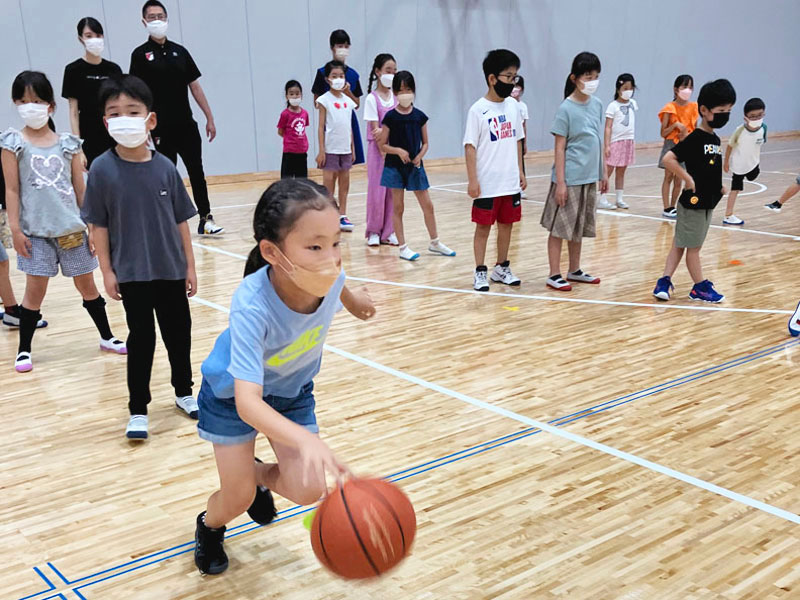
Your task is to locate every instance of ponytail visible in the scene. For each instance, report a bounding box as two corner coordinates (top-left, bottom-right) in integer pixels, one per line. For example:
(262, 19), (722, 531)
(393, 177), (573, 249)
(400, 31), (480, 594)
(563, 51), (601, 99)
(244, 244), (267, 277)
(564, 75), (575, 99)
(367, 52), (395, 93)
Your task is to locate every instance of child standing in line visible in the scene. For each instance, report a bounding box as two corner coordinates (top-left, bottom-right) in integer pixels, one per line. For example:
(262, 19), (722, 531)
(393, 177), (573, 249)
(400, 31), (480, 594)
(511, 76), (529, 197)
(277, 80), (310, 179)
(315, 61), (355, 232)
(540, 52), (608, 292)
(364, 53), (398, 247)
(465, 49), (527, 292)
(193, 179), (375, 575)
(1, 71), (124, 373)
(379, 71), (455, 261)
(599, 73), (637, 210)
(658, 75), (698, 218)
(82, 75), (199, 440)
(652, 79), (736, 303)
(722, 97), (766, 225)
(765, 173), (800, 213)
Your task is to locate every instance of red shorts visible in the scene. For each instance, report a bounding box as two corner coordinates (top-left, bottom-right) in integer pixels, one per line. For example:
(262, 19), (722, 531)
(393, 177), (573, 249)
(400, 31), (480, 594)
(471, 194), (522, 226)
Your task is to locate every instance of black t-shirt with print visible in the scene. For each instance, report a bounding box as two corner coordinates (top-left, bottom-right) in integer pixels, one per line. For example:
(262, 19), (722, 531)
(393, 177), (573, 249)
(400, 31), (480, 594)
(672, 128), (723, 209)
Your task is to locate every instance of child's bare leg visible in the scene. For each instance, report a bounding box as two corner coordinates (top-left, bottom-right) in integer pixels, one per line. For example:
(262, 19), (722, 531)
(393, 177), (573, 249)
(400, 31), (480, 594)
(661, 171), (673, 210)
(670, 175), (682, 208)
(414, 190), (438, 240)
(567, 240), (582, 273)
(778, 182), (800, 205)
(725, 190), (740, 217)
(262, 438), (327, 506)
(22, 275), (49, 311)
(392, 189), (406, 246)
(547, 234), (563, 276)
(0, 260), (17, 307)
(473, 224), (491, 267)
(615, 166), (626, 190)
(204, 440), (258, 529)
(685, 247), (703, 283)
(72, 272), (101, 301)
(322, 170), (336, 197)
(662, 243), (685, 279)
(337, 170), (350, 216)
(496, 223), (512, 264)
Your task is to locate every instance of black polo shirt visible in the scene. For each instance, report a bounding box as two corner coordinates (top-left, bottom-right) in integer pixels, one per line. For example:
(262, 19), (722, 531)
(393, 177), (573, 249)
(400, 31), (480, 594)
(130, 38), (201, 130)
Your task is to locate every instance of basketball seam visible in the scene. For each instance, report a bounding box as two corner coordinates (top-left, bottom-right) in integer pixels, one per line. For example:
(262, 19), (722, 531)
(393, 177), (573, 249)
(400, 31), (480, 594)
(353, 480), (408, 554)
(340, 485), (381, 576)
(315, 498), (335, 570)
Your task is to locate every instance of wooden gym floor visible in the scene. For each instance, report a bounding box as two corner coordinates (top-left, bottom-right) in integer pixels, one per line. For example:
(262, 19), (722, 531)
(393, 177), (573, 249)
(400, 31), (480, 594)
(3, 138), (800, 599)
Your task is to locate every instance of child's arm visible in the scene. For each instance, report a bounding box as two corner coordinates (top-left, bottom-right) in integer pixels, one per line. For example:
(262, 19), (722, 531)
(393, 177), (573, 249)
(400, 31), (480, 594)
(662, 151), (694, 191)
(72, 153), (86, 208)
(316, 104), (327, 168)
(177, 221), (197, 297)
(1, 148), (30, 258)
(379, 124), (410, 164)
(522, 120), (528, 153)
(660, 114), (684, 139)
(517, 137), (527, 191)
(412, 123), (429, 166)
(553, 134), (568, 206)
(341, 285), (375, 320)
(603, 116), (613, 159)
(277, 128), (284, 138)
(465, 145), (480, 198)
(92, 225), (121, 300)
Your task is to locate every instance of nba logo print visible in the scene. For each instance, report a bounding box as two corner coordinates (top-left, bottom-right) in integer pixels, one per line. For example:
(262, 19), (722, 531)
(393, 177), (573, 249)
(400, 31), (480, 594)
(488, 117), (500, 142)
(145, 51), (154, 61)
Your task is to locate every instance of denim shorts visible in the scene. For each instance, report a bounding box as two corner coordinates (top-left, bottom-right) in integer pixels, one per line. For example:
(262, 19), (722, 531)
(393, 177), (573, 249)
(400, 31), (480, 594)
(0, 242), (7, 263)
(380, 163), (430, 191)
(197, 378), (318, 445)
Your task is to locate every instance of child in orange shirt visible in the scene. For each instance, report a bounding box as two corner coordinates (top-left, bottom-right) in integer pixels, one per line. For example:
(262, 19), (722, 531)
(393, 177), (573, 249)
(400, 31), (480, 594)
(658, 74), (698, 218)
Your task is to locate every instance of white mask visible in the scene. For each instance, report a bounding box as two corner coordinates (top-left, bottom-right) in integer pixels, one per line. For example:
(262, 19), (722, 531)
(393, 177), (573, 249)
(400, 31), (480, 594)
(17, 103), (50, 129)
(146, 19), (168, 38)
(288, 97), (302, 107)
(84, 37), (104, 56)
(330, 77), (345, 91)
(107, 114), (151, 148)
(677, 88), (693, 101)
(396, 93), (414, 108)
(379, 73), (394, 88)
(620, 89), (634, 100)
(581, 79), (599, 95)
(334, 47), (349, 61)
(747, 117), (763, 128)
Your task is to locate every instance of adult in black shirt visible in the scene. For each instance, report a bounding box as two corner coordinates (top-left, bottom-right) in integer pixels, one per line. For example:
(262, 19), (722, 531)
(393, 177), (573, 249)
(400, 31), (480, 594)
(62, 17), (122, 168)
(129, 0), (223, 235)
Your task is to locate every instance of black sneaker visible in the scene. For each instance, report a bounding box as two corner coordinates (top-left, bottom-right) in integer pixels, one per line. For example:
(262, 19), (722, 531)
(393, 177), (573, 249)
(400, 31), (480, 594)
(248, 458), (277, 525)
(764, 201), (782, 213)
(194, 512), (228, 575)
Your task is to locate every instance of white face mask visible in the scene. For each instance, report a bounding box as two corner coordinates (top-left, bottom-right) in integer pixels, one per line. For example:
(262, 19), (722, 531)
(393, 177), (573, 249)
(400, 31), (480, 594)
(146, 19), (168, 38)
(330, 77), (345, 91)
(334, 47), (349, 61)
(107, 114), (151, 148)
(677, 88), (693, 101)
(396, 93), (414, 108)
(288, 97), (302, 107)
(747, 117), (763, 128)
(17, 103), (50, 129)
(580, 79), (599, 95)
(620, 89), (634, 100)
(379, 73), (394, 88)
(84, 37), (104, 56)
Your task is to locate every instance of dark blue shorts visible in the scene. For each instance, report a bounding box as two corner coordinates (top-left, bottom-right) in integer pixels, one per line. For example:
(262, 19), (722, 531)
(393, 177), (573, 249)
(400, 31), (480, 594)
(197, 378), (318, 445)
(380, 163), (430, 191)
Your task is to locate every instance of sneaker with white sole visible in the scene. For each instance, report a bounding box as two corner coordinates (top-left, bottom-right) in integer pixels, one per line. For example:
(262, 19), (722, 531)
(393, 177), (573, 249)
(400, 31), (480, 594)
(723, 214), (744, 225)
(653, 276), (674, 301)
(399, 245), (420, 261)
(474, 267), (489, 292)
(546, 275), (572, 291)
(788, 300), (800, 337)
(382, 233), (399, 246)
(2, 306), (48, 329)
(566, 269), (600, 284)
(176, 395), (199, 419)
(126, 414), (148, 439)
(616, 198), (629, 209)
(662, 206), (678, 218)
(339, 216), (354, 232)
(198, 215), (224, 235)
(597, 197), (616, 210)
(367, 233), (380, 247)
(428, 239), (456, 256)
(490, 261), (521, 286)
(764, 201), (782, 213)
(14, 352), (33, 373)
(100, 337), (127, 354)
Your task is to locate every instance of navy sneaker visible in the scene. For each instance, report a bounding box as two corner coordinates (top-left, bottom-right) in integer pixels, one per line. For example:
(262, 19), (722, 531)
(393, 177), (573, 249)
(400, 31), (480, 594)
(248, 458), (277, 525)
(689, 280), (724, 303)
(788, 300), (800, 337)
(195, 512), (228, 575)
(653, 276), (674, 301)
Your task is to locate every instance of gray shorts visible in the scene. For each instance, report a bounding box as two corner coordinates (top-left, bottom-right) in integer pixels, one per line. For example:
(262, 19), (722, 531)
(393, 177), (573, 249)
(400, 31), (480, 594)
(323, 152), (353, 172)
(658, 139), (686, 170)
(17, 233), (98, 277)
(540, 182), (597, 242)
(675, 204), (713, 249)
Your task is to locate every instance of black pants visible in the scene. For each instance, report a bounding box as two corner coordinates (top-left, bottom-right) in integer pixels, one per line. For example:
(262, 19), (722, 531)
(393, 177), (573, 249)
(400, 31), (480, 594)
(154, 122), (211, 218)
(119, 280), (193, 415)
(281, 152), (308, 179)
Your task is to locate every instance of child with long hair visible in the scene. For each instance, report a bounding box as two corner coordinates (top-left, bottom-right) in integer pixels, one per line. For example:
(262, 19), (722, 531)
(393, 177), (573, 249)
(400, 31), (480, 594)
(599, 73), (637, 210)
(658, 74), (698, 218)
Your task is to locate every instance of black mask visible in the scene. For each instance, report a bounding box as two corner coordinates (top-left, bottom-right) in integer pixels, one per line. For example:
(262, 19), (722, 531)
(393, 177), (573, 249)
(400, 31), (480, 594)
(707, 111), (730, 129)
(493, 79), (515, 99)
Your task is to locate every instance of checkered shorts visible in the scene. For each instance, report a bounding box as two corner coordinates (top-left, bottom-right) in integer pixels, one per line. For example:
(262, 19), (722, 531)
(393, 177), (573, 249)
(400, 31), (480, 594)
(17, 234), (98, 277)
(0, 242), (7, 263)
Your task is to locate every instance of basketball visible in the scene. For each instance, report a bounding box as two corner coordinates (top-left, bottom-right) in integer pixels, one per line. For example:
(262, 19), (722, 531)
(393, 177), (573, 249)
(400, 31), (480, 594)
(310, 478), (416, 579)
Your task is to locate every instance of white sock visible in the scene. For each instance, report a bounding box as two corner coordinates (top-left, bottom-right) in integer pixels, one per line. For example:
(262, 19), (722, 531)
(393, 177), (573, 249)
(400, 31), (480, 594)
(430, 238), (439, 245)
(616, 189), (624, 203)
(399, 244), (408, 251)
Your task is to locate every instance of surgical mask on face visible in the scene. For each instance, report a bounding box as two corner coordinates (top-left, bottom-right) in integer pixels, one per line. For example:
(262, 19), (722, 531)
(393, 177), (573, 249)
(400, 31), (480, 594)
(396, 93), (414, 108)
(17, 103), (50, 129)
(677, 88), (692, 101)
(707, 111), (730, 129)
(146, 19), (168, 38)
(330, 77), (345, 91)
(580, 79), (599, 95)
(511, 87), (522, 99)
(275, 246), (341, 298)
(380, 73), (394, 88)
(746, 117), (763, 128)
(288, 97), (302, 107)
(620, 89), (634, 100)
(334, 47), (349, 61)
(107, 114), (151, 148)
(84, 37), (104, 56)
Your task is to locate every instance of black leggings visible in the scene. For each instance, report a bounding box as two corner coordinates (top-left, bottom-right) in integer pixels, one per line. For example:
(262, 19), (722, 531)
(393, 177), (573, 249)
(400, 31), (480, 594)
(154, 123), (211, 218)
(281, 152), (308, 179)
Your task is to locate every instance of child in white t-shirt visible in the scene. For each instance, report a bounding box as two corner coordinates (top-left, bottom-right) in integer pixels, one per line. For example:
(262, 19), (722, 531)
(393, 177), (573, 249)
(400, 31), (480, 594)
(599, 73), (637, 210)
(511, 76), (529, 197)
(723, 97), (766, 225)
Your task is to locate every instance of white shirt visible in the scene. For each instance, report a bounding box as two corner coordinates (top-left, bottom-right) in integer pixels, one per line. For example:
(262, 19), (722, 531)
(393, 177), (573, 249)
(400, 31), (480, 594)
(605, 98), (637, 143)
(517, 100), (529, 121)
(729, 123), (766, 174)
(364, 91), (395, 122)
(463, 97), (525, 198)
(316, 91), (354, 154)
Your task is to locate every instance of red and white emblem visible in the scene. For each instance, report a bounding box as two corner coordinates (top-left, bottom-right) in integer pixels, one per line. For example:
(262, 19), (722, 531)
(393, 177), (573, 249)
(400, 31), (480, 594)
(145, 51), (154, 61)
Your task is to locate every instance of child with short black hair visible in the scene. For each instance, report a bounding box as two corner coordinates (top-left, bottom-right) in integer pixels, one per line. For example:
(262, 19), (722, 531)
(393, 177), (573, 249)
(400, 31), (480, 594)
(722, 97), (766, 224)
(82, 74), (199, 440)
(653, 79), (736, 303)
(277, 80), (309, 179)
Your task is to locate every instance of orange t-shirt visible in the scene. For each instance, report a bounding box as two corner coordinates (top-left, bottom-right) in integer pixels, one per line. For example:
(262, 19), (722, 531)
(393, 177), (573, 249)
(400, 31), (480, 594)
(658, 101), (699, 143)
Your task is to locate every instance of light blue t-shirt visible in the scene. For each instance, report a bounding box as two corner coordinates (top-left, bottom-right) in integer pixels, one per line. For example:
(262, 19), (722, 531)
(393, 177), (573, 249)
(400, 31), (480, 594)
(201, 265), (346, 399)
(550, 96), (604, 186)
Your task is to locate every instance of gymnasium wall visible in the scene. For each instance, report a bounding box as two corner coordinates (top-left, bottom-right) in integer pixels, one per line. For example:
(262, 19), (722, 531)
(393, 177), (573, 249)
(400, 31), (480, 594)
(1, 0), (798, 177)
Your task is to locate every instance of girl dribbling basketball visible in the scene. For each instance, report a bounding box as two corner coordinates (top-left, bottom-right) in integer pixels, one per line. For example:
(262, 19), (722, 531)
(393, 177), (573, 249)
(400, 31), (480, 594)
(194, 178), (375, 575)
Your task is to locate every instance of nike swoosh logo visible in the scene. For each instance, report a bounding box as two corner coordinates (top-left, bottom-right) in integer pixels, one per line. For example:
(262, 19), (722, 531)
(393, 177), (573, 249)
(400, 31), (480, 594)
(481, 110), (489, 114)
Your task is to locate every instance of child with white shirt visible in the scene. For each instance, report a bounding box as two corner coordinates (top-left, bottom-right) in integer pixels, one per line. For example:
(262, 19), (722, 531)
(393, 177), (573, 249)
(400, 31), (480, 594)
(599, 73), (637, 210)
(723, 97), (766, 225)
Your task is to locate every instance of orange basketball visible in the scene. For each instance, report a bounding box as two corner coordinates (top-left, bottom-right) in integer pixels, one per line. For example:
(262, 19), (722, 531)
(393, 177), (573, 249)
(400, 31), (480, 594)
(310, 478), (416, 579)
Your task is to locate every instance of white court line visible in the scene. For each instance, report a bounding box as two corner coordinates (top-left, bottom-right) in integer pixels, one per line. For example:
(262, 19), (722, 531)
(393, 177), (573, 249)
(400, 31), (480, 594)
(188, 293), (800, 525)
(191, 241), (793, 315)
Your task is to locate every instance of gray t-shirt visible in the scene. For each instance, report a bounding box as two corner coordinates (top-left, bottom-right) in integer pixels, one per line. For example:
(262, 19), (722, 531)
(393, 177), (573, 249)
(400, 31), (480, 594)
(0, 128), (85, 238)
(82, 149), (197, 283)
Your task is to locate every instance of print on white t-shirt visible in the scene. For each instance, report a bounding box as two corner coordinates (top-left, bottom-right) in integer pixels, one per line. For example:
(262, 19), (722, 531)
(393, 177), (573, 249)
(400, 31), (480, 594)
(605, 98), (637, 143)
(316, 91), (353, 154)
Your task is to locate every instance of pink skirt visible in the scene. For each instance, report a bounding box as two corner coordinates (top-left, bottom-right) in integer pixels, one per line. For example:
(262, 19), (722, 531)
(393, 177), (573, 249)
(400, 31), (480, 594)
(607, 139), (635, 167)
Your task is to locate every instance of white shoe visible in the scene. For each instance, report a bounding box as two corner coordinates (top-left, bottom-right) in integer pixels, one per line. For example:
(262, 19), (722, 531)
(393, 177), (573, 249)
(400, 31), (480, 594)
(399, 245), (420, 261)
(662, 207), (678, 218)
(597, 197), (616, 210)
(200, 215), (224, 235)
(566, 269), (601, 284)
(176, 395), (199, 419)
(382, 233), (399, 246)
(546, 275), (572, 291)
(615, 198), (629, 209)
(14, 352), (33, 373)
(126, 415), (148, 439)
(428, 240), (456, 256)
(723, 214), (744, 225)
(789, 300), (800, 337)
(367, 233), (380, 247)
(490, 262), (521, 286)
(100, 337), (128, 354)
(474, 268), (490, 292)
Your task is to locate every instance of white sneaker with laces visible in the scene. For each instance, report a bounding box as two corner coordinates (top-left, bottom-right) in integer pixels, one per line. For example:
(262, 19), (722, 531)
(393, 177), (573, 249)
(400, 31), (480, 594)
(383, 233), (399, 246)
(367, 233), (380, 246)
(100, 337), (128, 354)
(490, 263), (521, 286)
(126, 415), (148, 439)
(474, 269), (490, 292)
(201, 216), (224, 235)
(615, 198), (629, 209)
(597, 196), (616, 210)
(428, 239), (456, 256)
(176, 395), (199, 419)
(723, 214), (744, 225)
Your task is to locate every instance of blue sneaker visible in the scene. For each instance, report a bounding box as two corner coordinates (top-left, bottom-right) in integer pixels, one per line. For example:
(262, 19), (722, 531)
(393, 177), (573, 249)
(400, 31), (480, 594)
(689, 280), (724, 303)
(653, 276), (674, 301)
(788, 300), (800, 337)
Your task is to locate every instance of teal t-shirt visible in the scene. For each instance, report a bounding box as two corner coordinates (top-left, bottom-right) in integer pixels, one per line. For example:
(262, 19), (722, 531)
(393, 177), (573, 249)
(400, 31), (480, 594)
(550, 96), (604, 186)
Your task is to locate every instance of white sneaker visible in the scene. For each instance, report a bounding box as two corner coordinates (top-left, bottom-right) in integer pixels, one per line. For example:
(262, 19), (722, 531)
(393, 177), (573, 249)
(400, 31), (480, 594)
(176, 395), (199, 419)
(789, 300), (800, 337)
(200, 215), (224, 235)
(428, 240), (456, 256)
(100, 337), (128, 354)
(367, 233), (380, 247)
(474, 268), (490, 292)
(126, 415), (148, 440)
(662, 207), (678, 218)
(399, 245), (420, 261)
(14, 352), (33, 373)
(723, 214), (744, 225)
(597, 197), (616, 210)
(490, 262), (521, 286)
(383, 233), (399, 246)
(615, 198), (629, 209)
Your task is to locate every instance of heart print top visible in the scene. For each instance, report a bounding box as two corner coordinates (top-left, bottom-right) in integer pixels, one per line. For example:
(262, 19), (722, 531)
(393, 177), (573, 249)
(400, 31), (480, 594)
(0, 128), (84, 238)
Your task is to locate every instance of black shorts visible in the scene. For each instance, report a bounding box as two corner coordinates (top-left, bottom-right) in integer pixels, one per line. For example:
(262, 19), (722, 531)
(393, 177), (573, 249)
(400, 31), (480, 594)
(731, 165), (760, 191)
(281, 152), (308, 179)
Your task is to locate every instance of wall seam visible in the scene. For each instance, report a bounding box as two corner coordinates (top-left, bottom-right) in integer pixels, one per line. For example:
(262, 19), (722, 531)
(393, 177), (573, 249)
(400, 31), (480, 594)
(243, 0), (260, 172)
